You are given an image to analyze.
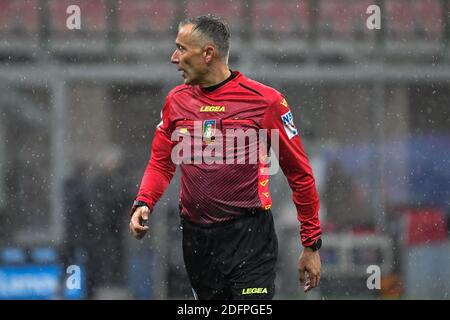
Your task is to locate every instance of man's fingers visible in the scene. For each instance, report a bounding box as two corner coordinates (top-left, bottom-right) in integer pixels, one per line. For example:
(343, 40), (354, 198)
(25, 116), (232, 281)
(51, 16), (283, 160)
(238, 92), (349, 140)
(299, 250), (321, 293)
(141, 210), (149, 221)
(304, 279), (311, 292)
(129, 217), (149, 240)
(299, 269), (305, 285)
(129, 207), (150, 240)
(304, 272), (320, 293)
(130, 225), (148, 239)
(309, 274), (318, 288)
(130, 219), (148, 232)
(131, 214), (148, 231)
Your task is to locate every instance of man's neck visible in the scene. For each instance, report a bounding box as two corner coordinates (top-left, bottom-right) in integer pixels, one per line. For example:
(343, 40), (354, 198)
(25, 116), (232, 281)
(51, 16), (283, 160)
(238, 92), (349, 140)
(199, 64), (231, 88)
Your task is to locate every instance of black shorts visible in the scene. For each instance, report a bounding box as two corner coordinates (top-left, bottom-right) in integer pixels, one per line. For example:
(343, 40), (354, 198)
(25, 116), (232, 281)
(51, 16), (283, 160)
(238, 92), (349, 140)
(181, 210), (278, 300)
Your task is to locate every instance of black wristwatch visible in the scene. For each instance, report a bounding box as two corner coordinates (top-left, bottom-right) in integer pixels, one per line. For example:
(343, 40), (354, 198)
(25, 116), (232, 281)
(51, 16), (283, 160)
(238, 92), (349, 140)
(131, 200), (149, 215)
(306, 238), (322, 252)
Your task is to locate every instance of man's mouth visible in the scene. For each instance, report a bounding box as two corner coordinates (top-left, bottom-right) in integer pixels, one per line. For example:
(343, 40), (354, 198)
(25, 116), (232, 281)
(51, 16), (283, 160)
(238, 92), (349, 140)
(178, 68), (186, 78)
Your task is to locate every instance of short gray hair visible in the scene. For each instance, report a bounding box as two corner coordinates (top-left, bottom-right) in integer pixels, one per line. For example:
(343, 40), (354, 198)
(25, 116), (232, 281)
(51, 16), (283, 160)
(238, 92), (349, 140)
(179, 14), (231, 60)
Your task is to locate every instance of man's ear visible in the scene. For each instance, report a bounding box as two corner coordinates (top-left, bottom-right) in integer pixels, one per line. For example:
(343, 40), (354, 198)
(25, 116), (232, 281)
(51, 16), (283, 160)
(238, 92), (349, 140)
(203, 45), (215, 63)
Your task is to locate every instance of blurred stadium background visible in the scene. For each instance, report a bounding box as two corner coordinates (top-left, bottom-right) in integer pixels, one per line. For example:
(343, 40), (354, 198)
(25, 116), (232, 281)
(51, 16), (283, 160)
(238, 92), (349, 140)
(0, 0), (449, 299)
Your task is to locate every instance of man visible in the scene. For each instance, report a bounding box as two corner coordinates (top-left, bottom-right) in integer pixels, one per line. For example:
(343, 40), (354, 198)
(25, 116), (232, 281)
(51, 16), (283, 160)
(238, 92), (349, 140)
(129, 15), (322, 300)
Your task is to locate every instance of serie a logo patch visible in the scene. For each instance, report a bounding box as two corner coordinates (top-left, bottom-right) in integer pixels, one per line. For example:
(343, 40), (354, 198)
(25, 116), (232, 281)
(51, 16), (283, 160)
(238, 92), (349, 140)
(281, 111), (298, 139)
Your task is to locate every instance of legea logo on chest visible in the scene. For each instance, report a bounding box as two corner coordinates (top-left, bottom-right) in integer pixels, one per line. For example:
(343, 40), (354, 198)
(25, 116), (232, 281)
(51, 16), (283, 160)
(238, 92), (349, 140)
(200, 105), (226, 112)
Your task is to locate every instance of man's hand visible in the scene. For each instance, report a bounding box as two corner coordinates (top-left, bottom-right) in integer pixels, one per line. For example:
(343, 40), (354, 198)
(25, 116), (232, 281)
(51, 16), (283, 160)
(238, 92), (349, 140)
(298, 248), (321, 293)
(129, 206), (150, 239)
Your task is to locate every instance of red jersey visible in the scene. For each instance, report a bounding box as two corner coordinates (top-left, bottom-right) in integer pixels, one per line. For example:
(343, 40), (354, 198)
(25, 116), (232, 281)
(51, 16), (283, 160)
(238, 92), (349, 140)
(135, 71), (321, 246)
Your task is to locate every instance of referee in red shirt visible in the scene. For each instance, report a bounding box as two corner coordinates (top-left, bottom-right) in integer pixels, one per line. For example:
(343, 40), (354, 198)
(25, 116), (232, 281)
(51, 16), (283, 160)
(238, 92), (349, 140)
(129, 14), (322, 300)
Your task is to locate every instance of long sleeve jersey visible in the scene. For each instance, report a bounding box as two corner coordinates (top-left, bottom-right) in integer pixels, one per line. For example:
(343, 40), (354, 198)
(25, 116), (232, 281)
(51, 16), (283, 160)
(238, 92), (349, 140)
(134, 71), (321, 246)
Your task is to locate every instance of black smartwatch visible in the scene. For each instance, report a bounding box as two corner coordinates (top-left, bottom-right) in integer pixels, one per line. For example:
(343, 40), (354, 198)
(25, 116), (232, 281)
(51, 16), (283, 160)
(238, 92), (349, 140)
(306, 238), (322, 252)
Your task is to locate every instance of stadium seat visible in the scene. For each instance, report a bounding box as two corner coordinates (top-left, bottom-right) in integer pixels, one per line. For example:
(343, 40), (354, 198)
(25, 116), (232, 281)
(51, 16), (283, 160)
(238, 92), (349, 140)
(185, 0), (243, 35)
(348, 0), (376, 40)
(117, 0), (176, 37)
(402, 208), (447, 246)
(0, 0), (39, 35)
(319, 0), (375, 40)
(0, 247), (27, 264)
(385, 0), (415, 39)
(31, 247), (59, 264)
(252, 0), (309, 38)
(372, 0), (442, 41)
(414, 0), (442, 40)
(48, 0), (107, 35)
(319, 0), (351, 38)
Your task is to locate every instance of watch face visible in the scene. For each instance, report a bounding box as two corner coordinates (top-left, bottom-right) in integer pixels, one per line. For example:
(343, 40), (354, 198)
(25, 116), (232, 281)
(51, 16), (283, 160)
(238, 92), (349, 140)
(315, 238), (322, 250)
(307, 238), (322, 251)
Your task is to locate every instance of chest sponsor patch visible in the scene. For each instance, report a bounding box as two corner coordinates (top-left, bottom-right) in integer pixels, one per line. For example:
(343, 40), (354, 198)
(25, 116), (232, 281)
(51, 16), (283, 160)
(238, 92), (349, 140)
(281, 111), (298, 140)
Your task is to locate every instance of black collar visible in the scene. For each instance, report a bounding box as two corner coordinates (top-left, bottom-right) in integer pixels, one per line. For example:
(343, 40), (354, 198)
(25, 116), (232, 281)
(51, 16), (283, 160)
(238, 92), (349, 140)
(202, 70), (236, 92)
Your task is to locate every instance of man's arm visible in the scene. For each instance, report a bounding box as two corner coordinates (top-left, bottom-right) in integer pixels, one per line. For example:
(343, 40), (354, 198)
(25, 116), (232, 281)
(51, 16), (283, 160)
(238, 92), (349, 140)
(262, 94), (321, 292)
(262, 95), (321, 245)
(130, 96), (177, 239)
(134, 128), (176, 211)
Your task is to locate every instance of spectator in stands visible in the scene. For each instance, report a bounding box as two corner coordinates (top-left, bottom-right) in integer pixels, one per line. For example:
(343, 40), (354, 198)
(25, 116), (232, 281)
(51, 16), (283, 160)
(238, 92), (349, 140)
(324, 160), (372, 231)
(89, 145), (131, 296)
(63, 160), (92, 297)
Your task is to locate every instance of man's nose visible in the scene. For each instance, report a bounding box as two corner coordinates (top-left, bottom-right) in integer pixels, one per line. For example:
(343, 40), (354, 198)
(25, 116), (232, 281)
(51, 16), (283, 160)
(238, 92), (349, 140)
(171, 50), (179, 64)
